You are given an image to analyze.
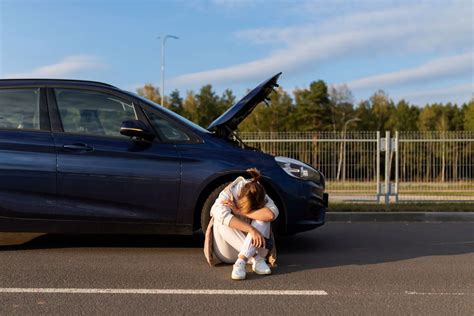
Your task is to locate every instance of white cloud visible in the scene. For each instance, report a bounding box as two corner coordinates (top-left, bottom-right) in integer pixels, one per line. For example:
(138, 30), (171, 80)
(5, 55), (104, 78)
(397, 82), (473, 105)
(346, 52), (473, 90)
(170, 2), (472, 87)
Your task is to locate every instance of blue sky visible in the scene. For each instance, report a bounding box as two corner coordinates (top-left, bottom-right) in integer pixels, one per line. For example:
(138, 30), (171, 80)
(0, 0), (472, 106)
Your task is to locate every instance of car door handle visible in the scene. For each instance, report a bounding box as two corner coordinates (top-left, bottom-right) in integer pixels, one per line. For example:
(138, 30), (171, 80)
(63, 143), (94, 152)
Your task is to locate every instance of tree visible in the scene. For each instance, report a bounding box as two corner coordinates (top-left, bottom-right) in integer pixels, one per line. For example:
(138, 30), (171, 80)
(168, 89), (184, 116)
(195, 84), (223, 127)
(417, 103), (456, 132)
(354, 100), (377, 131)
(387, 100), (419, 182)
(328, 84), (355, 132)
(417, 103), (463, 182)
(328, 85), (357, 180)
(182, 91), (199, 124)
(136, 84), (161, 104)
(240, 87), (294, 133)
(370, 90), (394, 131)
(267, 87), (294, 132)
(446, 103), (465, 131)
(293, 80), (332, 131)
(387, 100), (419, 131)
(239, 96), (265, 133)
(463, 99), (474, 131)
(418, 104), (438, 131)
(136, 82), (468, 133)
(219, 89), (236, 110)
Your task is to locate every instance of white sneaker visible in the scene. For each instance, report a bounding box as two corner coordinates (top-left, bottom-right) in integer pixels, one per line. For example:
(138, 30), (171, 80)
(252, 259), (271, 275)
(231, 261), (246, 280)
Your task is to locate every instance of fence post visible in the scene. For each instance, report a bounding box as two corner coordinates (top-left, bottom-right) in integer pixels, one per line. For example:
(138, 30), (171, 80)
(385, 131), (391, 206)
(395, 131), (399, 203)
(376, 131), (381, 203)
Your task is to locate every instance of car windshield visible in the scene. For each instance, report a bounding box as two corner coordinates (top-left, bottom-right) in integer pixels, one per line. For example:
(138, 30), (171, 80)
(129, 92), (211, 134)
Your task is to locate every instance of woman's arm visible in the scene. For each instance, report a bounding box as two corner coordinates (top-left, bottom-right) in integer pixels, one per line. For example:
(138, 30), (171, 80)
(244, 207), (275, 222)
(228, 216), (265, 248)
(211, 190), (235, 226)
(223, 202), (275, 222)
(222, 194), (278, 222)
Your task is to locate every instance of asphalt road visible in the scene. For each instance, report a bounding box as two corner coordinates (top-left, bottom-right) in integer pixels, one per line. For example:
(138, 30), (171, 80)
(1, 223), (473, 315)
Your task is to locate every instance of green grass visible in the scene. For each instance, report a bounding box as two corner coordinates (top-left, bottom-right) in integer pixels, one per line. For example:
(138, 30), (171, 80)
(326, 181), (474, 197)
(328, 203), (474, 212)
(398, 191), (474, 197)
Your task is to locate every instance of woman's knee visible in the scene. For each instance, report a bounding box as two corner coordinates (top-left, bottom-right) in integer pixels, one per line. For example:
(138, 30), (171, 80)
(251, 220), (271, 236)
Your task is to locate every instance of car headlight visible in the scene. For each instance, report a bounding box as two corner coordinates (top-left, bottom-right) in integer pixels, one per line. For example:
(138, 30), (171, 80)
(275, 156), (322, 183)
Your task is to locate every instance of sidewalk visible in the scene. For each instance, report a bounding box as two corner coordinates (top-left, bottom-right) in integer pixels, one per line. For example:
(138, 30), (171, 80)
(326, 212), (474, 222)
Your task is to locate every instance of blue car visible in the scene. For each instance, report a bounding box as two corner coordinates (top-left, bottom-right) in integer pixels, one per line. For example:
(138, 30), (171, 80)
(0, 73), (327, 236)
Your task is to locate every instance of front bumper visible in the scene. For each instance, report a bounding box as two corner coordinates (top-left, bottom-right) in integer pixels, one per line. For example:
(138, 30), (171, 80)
(287, 192), (328, 234)
(264, 166), (328, 235)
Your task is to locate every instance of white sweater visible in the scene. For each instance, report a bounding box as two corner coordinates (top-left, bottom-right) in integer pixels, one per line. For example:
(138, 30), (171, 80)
(210, 176), (279, 226)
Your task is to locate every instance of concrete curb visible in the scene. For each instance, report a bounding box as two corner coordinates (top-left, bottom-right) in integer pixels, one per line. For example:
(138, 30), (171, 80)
(326, 212), (474, 222)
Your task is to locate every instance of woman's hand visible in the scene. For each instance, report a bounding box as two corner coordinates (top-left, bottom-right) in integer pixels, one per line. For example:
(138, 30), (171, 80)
(249, 227), (265, 248)
(222, 198), (242, 216)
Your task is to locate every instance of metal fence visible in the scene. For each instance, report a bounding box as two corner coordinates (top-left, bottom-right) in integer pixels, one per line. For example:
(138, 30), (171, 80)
(239, 131), (474, 204)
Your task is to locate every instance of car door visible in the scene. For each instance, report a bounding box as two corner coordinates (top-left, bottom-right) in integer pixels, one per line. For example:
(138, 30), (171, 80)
(48, 86), (180, 223)
(0, 87), (56, 219)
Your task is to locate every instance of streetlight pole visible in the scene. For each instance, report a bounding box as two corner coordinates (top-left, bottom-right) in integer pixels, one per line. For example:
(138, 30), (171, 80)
(341, 117), (361, 181)
(337, 117), (361, 181)
(157, 34), (178, 105)
(343, 117), (361, 133)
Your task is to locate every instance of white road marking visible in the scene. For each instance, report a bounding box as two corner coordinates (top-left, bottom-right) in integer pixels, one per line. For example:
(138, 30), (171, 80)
(0, 288), (328, 296)
(1, 288), (470, 296)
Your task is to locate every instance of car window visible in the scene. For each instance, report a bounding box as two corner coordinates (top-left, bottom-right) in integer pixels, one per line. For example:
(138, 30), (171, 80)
(55, 89), (137, 137)
(0, 88), (40, 130)
(145, 110), (191, 142)
(131, 92), (210, 134)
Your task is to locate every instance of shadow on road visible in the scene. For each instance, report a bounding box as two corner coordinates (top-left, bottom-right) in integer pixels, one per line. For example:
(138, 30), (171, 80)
(1, 223), (473, 273)
(271, 222), (474, 275)
(0, 233), (205, 250)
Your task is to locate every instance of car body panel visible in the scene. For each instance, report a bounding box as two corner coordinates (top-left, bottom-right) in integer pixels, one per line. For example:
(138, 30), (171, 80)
(53, 133), (181, 223)
(0, 129), (57, 219)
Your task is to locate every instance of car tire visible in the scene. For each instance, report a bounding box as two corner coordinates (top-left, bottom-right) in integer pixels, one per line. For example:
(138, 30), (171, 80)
(200, 182), (231, 233)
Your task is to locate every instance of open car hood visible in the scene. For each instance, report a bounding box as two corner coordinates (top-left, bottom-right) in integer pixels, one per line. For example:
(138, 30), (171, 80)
(207, 72), (282, 137)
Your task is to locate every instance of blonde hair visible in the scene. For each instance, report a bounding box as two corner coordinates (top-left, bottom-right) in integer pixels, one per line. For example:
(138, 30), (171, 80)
(237, 168), (266, 214)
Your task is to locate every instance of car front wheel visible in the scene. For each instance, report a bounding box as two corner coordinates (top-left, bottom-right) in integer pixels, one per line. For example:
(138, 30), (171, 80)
(200, 182), (231, 233)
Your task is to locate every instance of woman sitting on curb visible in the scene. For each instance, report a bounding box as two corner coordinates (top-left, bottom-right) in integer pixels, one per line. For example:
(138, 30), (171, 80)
(204, 168), (279, 280)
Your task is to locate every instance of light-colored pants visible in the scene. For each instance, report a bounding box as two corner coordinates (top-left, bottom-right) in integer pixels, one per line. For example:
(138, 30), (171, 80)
(213, 219), (271, 264)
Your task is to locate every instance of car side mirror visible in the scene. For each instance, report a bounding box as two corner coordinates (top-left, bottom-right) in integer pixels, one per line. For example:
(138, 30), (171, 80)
(120, 120), (155, 141)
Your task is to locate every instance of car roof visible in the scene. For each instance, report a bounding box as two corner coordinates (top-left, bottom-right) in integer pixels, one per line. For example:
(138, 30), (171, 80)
(0, 78), (118, 89)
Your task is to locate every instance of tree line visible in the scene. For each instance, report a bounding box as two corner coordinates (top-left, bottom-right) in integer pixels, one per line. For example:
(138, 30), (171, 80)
(137, 80), (474, 133)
